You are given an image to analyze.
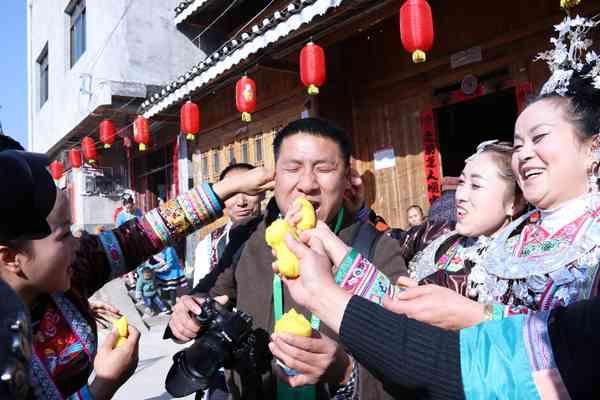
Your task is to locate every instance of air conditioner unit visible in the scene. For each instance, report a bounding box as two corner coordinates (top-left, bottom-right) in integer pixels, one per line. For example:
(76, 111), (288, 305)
(81, 167), (122, 197)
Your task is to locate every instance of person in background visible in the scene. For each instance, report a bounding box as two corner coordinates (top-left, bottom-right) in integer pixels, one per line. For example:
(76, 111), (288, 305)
(115, 193), (143, 227)
(116, 193), (143, 289)
(406, 205), (425, 228)
(193, 162), (263, 288)
(154, 246), (187, 307)
(428, 176), (459, 225)
(136, 266), (170, 316)
(191, 162), (263, 400)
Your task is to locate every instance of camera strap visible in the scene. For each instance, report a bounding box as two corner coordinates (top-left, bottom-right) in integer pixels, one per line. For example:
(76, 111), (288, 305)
(272, 208), (345, 400)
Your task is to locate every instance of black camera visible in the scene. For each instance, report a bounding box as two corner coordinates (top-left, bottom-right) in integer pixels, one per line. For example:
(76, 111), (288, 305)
(165, 297), (259, 398)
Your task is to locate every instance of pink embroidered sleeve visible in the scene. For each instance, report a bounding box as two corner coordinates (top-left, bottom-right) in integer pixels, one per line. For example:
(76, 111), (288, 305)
(335, 249), (403, 305)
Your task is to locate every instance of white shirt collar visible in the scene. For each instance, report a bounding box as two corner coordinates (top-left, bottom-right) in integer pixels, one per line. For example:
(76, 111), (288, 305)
(538, 195), (588, 234)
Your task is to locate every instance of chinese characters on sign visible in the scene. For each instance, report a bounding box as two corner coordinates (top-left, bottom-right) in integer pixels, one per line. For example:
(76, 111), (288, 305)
(420, 109), (442, 204)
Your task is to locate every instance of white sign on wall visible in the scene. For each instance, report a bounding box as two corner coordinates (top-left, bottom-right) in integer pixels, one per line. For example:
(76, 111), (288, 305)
(374, 148), (396, 170)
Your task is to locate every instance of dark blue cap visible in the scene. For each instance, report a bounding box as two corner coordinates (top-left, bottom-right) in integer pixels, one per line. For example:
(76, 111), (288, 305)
(0, 150), (57, 243)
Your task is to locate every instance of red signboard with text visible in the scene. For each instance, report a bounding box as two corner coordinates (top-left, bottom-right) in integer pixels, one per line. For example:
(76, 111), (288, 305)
(420, 109), (442, 204)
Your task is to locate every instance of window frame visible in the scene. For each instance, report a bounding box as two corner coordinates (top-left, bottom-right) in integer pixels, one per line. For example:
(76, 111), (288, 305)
(212, 149), (221, 179)
(254, 135), (263, 165)
(37, 44), (49, 107)
(241, 141), (249, 163)
(201, 153), (209, 181)
(66, 0), (86, 67)
(228, 145), (236, 164)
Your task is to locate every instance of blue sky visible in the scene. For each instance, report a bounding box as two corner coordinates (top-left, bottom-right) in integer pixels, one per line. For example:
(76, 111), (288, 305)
(0, 2), (28, 149)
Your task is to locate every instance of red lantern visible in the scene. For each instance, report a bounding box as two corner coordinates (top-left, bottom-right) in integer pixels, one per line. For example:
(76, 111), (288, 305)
(133, 116), (151, 151)
(99, 119), (116, 149)
(399, 0), (434, 63)
(82, 136), (97, 164)
(49, 160), (64, 181)
(300, 42), (326, 95)
(235, 76), (256, 123)
(180, 100), (200, 141)
(69, 148), (82, 169)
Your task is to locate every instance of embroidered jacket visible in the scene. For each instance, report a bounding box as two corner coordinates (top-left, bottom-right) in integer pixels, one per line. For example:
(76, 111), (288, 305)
(479, 206), (600, 318)
(337, 206), (600, 333)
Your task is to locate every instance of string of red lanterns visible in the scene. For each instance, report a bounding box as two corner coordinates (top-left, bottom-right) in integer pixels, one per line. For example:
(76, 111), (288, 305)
(61, 40), (331, 164)
(399, 0), (434, 64)
(57, 5), (438, 169)
(61, 18), (417, 169)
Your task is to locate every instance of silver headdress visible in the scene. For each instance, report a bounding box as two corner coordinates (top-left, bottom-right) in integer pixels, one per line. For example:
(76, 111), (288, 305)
(536, 14), (600, 96)
(465, 140), (500, 162)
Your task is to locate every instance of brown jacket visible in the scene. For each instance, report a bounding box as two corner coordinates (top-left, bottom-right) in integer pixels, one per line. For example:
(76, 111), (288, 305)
(195, 201), (409, 399)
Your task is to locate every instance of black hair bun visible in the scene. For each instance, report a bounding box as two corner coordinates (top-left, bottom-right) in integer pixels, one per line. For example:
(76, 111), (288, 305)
(567, 63), (600, 107)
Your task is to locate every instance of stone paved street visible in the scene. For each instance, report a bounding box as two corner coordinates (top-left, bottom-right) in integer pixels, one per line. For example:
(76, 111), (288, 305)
(98, 322), (196, 400)
(93, 278), (197, 400)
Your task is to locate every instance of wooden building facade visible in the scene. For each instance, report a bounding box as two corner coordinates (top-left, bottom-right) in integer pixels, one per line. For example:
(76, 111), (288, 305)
(137, 0), (600, 231)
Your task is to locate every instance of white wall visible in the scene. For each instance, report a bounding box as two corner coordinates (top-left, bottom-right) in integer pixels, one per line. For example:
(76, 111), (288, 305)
(28, 0), (202, 153)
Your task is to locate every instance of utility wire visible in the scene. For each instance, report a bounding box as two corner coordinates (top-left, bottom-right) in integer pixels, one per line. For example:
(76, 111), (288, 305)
(87, 0), (136, 74)
(190, 0), (242, 45)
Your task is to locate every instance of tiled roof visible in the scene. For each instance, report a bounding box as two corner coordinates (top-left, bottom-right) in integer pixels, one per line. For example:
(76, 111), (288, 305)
(174, 0), (213, 25)
(141, 0), (344, 118)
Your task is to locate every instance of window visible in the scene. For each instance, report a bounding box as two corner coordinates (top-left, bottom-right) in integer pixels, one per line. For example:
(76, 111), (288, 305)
(67, 0), (86, 67)
(37, 45), (49, 107)
(212, 149), (221, 177)
(254, 136), (263, 164)
(241, 141), (249, 163)
(228, 146), (236, 164)
(201, 154), (209, 180)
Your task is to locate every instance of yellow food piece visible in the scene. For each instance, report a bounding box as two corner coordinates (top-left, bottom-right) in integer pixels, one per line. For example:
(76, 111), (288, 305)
(294, 197), (316, 231)
(266, 219), (300, 278)
(274, 309), (312, 337)
(265, 219), (294, 248)
(113, 316), (128, 348)
(275, 245), (300, 278)
(265, 198), (316, 278)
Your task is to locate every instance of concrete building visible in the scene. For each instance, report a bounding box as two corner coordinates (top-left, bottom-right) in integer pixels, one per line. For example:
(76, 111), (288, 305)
(27, 0), (201, 230)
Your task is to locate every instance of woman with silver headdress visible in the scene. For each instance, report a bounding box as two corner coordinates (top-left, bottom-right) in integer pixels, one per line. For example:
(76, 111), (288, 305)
(382, 13), (600, 329)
